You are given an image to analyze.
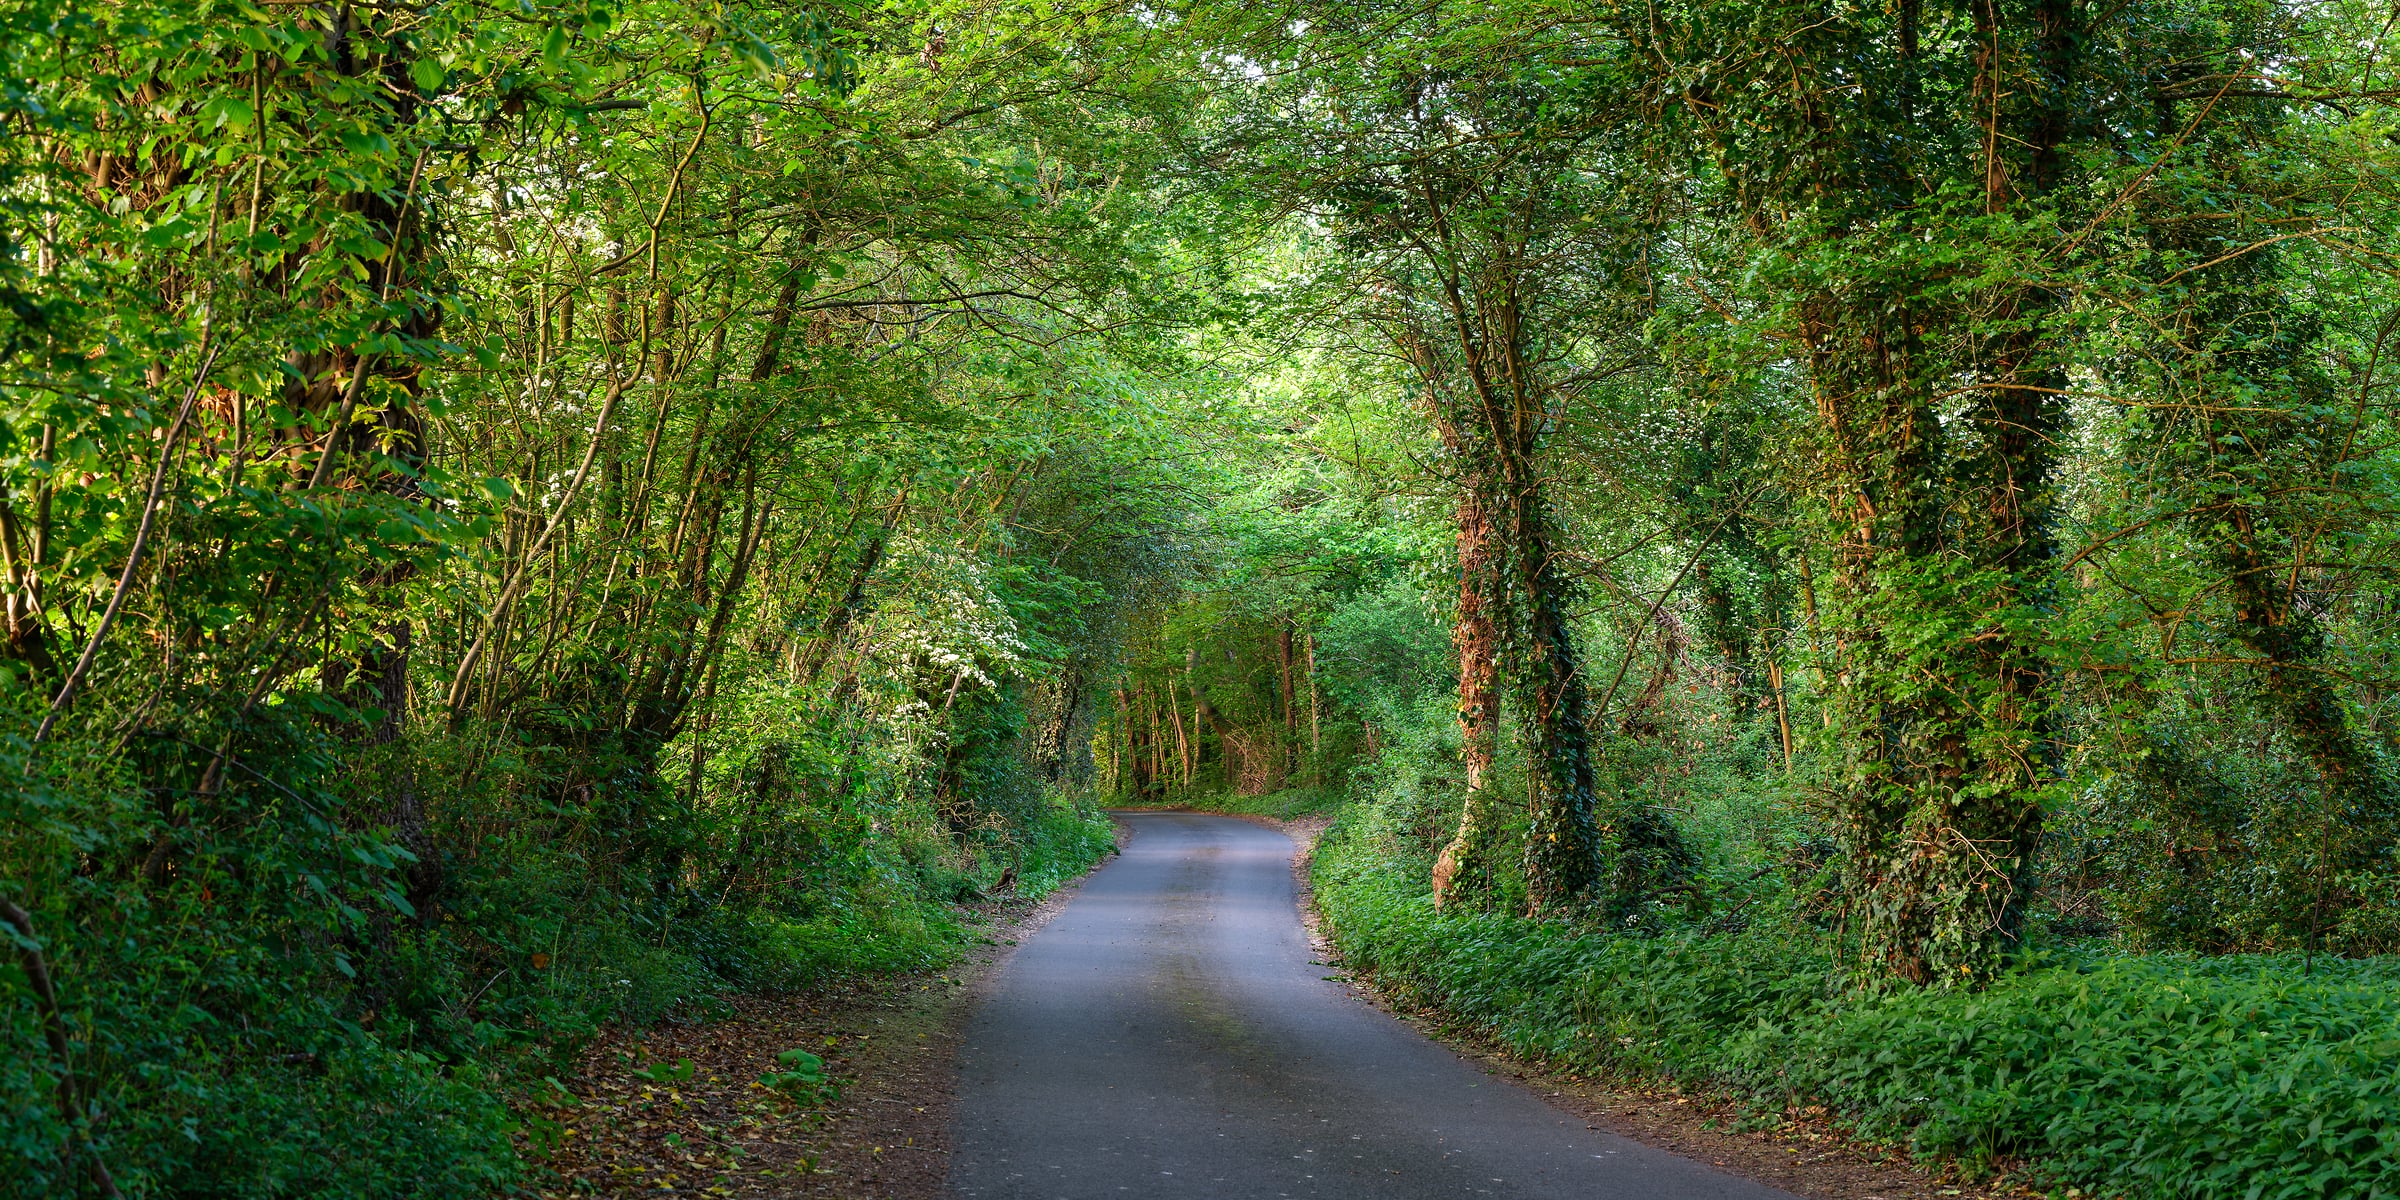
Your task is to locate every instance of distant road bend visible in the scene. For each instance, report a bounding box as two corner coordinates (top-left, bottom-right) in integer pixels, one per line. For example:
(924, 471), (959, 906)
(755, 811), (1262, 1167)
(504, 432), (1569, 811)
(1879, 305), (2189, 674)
(949, 810), (1797, 1200)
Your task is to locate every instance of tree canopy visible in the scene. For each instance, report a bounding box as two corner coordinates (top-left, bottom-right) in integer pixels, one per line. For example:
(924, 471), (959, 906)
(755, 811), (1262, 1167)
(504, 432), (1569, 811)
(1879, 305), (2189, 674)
(4, 0), (2400, 1192)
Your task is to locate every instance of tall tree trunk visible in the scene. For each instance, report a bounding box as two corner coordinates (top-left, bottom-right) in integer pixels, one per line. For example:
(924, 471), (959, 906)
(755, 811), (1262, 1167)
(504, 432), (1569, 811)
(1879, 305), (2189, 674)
(1277, 621), (1296, 734)
(1149, 686), (1168, 798)
(1166, 681), (1190, 790)
(1500, 477), (1605, 912)
(2145, 212), (2398, 949)
(798, 520), (887, 686)
(1778, 0), (2074, 982)
(1276, 618), (1297, 782)
(1433, 483), (1504, 908)
(1306, 632), (1320, 784)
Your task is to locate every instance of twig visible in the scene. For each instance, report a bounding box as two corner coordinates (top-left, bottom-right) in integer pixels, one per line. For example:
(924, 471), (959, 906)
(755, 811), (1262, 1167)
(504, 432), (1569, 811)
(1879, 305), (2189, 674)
(441, 370), (630, 720)
(33, 337), (221, 747)
(1590, 487), (1758, 730)
(301, 356), (375, 493)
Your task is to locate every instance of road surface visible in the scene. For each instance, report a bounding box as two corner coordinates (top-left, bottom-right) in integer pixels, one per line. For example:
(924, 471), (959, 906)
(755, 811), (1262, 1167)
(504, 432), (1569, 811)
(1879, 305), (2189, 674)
(948, 810), (1796, 1200)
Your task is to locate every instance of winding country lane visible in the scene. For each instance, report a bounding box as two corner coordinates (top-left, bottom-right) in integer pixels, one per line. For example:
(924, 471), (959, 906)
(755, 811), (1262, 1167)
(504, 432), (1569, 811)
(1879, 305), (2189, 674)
(948, 811), (1798, 1200)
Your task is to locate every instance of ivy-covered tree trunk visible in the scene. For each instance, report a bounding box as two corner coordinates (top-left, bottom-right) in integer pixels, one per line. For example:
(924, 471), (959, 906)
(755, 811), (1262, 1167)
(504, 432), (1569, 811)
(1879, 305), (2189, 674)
(1669, 0), (2084, 981)
(1432, 482), (1503, 908)
(2215, 508), (2399, 946)
(1500, 474), (1606, 911)
(1388, 230), (1610, 913)
(1838, 0), (2073, 983)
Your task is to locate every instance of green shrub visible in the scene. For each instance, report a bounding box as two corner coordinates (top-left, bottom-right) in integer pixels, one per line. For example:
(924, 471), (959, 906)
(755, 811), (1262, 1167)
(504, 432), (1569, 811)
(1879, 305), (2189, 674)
(1012, 798), (1120, 898)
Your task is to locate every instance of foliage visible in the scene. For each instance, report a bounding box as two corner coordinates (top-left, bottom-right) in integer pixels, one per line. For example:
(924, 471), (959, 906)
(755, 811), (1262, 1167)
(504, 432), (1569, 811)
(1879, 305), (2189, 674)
(7, 0), (2400, 1190)
(0, 0), (1171, 1192)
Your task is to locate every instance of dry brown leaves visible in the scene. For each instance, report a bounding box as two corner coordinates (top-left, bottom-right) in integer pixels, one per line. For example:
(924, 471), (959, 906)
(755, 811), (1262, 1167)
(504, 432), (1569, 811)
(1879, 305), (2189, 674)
(515, 891), (1070, 1200)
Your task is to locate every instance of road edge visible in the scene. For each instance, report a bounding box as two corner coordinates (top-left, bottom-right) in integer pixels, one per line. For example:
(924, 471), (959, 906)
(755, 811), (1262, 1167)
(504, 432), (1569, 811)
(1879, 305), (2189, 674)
(1231, 810), (2039, 1200)
(524, 821), (1127, 1199)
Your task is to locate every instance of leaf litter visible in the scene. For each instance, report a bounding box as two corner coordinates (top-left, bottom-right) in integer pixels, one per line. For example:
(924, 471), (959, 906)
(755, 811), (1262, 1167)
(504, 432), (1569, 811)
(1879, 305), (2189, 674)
(520, 885), (1087, 1199)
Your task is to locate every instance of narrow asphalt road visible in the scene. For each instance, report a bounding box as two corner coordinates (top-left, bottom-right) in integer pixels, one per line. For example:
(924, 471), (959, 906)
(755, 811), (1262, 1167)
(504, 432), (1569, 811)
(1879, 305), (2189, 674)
(949, 810), (1797, 1200)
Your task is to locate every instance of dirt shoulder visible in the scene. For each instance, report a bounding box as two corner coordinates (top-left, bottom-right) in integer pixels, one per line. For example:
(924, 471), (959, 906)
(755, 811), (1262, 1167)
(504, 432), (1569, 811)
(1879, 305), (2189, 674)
(1243, 811), (2040, 1200)
(523, 837), (1114, 1200)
